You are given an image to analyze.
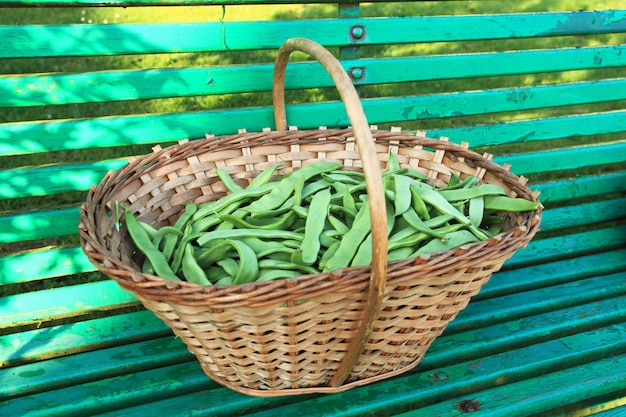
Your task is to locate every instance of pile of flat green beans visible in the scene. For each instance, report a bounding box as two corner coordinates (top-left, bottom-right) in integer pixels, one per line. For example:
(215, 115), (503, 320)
(123, 152), (539, 286)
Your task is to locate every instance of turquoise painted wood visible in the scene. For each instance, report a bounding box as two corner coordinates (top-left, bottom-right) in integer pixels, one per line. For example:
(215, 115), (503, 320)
(1, 0), (625, 415)
(3, 46), (626, 108)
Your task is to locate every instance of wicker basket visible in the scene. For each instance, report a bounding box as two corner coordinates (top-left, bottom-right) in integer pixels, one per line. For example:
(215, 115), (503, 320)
(79, 38), (542, 396)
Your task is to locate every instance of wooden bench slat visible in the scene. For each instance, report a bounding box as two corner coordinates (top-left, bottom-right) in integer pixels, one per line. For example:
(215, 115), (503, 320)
(1, 361), (212, 417)
(3, 45), (625, 107)
(537, 198), (626, 232)
(0, 0), (355, 5)
(0, 159), (126, 200)
(2, 12), (625, 59)
(493, 141), (626, 175)
(431, 111), (626, 146)
(505, 225), (626, 268)
(469, 248), (626, 303)
(361, 79), (626, 127)
(453, 270), (626, 332)
(0, 207), (78, 243)
(0, 10), (626, 58)
(0, 310), (169, 367)
(0, 246), (96, 284)
(533, 171), (626, 204)
(1, 335), (189, 400)
(403, 353), (626, 416)
(0, 280), (138, 329)
(592, 405), (626, 417)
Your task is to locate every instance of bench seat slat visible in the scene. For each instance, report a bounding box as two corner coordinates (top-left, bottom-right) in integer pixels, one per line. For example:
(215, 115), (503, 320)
(2, 12), (625, 59)
(402, 353), (626, 416)
(4, 278), (625, 416)
(476, 249), (626, 301)
(537, 197), (626, 232)
(3, 45), (625, 107)
(505, 225), (626, 268)
(1, 335), (191, 400)
(1, 361), (212, 417)
(0, 246), (97, 284)
(0, 280), (139, 329)
(592, 405), (626, 416)
(0, 310), (170, 368)
(453, 270), (626, 332)
(0, 206), (79, 243)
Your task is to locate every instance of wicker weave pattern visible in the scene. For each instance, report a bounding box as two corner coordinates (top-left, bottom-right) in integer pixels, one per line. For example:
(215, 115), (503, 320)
(79, 128), (541, 396)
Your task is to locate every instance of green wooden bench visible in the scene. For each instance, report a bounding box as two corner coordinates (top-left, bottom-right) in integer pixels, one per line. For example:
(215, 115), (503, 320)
(1, 0), (625, 415)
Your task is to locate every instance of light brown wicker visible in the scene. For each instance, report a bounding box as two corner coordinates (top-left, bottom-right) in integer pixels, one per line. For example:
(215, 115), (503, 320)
(79, 38), (542, 396)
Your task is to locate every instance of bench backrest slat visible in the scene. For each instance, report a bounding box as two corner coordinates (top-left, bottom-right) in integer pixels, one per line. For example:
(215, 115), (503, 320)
(4, 45), (626, 109)
(3, 11), (625, 59)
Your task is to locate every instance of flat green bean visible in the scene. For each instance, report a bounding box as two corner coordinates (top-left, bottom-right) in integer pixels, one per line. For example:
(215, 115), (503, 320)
(301, 188), (332, 265)
(248, 164), (282, 188)
(411, 184), (471, 226)
(257, 269), (301, 282)
(401, 209), (445, 238)
(216, 167), (244, 192)
(393, 174), (413, 217)
(469, 196), (484, 228)
(152, 226), (183, 250)
(173, 203), (198, 230)
(258, 259), (319, 275)
(351, 233), (372, 267)
(215, 276), (234, 286)
(124, 210), (180, 281)
(196, 228), (303, 247)
(207, 240), (259, 285)
(206, 265), (230, 283)
(182, 244), (211, 285)
(387, 149), (401, 171)
(139, 221), (158, 240)
(220, 211), (297, 230)
(410, 184), (431, 220)
(411, 230), (479, 257)
(327, 213), (350, 234)
(322, 200), (371, 272)
(484, 195), (540, 212)
(438, 184), (507, 202)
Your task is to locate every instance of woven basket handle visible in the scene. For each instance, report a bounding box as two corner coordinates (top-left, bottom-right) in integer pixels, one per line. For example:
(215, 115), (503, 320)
(273, 37), (388, 388)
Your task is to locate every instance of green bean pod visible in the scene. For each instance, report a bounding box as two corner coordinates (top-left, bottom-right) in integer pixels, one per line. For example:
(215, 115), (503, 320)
(411, 230), (479, 257)
(182, 244), (211, 285)
(124, 210), (180, 281)
(301, 188), (332, 265)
